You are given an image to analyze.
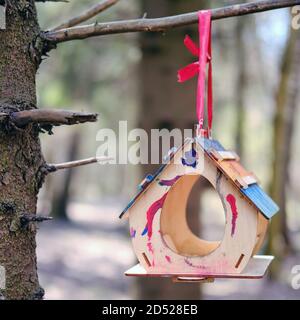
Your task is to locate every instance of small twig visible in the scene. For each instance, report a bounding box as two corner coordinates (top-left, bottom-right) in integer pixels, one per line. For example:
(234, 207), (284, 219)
(20, 214), (53, 229)
(44, 0), (300, 44)
(9, 109), (98, 127)
(51, 0), (119, 31)
(47, 156), (114, 172)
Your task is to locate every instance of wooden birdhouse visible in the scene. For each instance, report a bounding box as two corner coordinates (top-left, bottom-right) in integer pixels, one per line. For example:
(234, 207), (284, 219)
(120, 136), (279, 282)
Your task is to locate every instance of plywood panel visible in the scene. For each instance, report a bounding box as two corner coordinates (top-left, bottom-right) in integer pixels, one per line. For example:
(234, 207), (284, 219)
(125, 255), (274, 279)
(128, 140), (258, 276)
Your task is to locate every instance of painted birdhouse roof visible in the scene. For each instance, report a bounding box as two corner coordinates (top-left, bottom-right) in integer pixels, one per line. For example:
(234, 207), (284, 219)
(120, 137), (279, 220)
(196, 137), (279, 219)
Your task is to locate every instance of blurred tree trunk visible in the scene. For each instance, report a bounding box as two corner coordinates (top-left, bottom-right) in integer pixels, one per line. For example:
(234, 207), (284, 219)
(137, 0), (207, 300)
(235, 17), (246, 158)
(267, 26), (300, 277)
(51, 131), (80, 220)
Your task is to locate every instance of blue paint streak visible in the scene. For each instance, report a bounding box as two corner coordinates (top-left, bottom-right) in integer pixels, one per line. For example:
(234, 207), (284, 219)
(141, 226), (148, 236)
(181, 147), (197, 168)
(130, 229), (136, 238)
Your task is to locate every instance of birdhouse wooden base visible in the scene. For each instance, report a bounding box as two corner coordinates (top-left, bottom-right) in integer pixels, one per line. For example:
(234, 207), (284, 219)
(120, 137), (279, 282)
(125, 255), (274, 282)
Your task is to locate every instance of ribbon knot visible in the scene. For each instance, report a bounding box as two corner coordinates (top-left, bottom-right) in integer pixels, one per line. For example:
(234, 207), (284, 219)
(177, 35), (211, 83)
(177, 10), (213, 134)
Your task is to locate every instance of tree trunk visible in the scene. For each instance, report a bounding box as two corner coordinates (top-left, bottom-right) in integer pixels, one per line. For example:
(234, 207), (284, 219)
(267, 25), (300, 277)
(0, 1), (45, 300)
(235, 17), (246, 158)
(137, 0), (207, 300)
(51, 131), (80, 220)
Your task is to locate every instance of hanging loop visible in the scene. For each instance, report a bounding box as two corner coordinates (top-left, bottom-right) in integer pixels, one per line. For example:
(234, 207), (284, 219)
(178, 10), (213, 138)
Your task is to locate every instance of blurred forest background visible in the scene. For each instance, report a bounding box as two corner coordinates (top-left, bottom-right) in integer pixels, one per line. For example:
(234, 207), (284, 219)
(35, 0), (300, 299)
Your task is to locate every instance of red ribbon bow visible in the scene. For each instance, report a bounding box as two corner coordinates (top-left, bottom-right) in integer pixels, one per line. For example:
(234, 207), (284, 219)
(178, 10), (213, 135)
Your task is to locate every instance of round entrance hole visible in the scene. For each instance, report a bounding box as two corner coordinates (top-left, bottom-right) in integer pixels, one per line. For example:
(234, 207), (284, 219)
(160, 174), (226, 257)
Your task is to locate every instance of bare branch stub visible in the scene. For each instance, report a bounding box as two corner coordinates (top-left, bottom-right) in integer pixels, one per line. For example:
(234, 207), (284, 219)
(43, 0), (300, 44)
(51, 0), (119, 31)
(19, 214), (53, 230)
(47, 156), (114, 172)
(9, 109), (98, 127)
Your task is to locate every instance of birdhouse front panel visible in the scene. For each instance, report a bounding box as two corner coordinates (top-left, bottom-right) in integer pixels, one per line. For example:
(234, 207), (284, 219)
(122, 137), (274, 278)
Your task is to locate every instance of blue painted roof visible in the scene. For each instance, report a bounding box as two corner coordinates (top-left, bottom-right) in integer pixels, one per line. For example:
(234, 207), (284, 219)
(197, 137), (226, 152)
(241, 184), (279, 219)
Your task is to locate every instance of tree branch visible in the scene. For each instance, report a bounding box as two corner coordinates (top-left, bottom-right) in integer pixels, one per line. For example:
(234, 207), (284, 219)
(51, 0), (119, 31)
(44, 0), (300, 44)
(47, 156), (114, 172)
(9, 109), (98, 127)
(20, 214), (53, 230)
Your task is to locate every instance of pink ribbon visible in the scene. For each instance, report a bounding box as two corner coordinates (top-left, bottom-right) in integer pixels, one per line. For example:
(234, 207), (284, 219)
(178, 10), (213, 134)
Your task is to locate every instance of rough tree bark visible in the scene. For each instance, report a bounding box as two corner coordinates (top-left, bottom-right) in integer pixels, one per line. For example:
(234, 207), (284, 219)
(0, 0), (46, 300)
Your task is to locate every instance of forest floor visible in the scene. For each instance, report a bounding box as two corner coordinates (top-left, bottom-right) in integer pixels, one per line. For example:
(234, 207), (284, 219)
(37, 200), (300, 300)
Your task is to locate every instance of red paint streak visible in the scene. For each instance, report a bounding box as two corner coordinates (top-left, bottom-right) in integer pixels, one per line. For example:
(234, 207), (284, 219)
(226, 194), (238, 236)
(147, 242), (154, 255)
(165, 255), (172, 263)
(145, 193), (168, 240)
(146, 242), (155, 266)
